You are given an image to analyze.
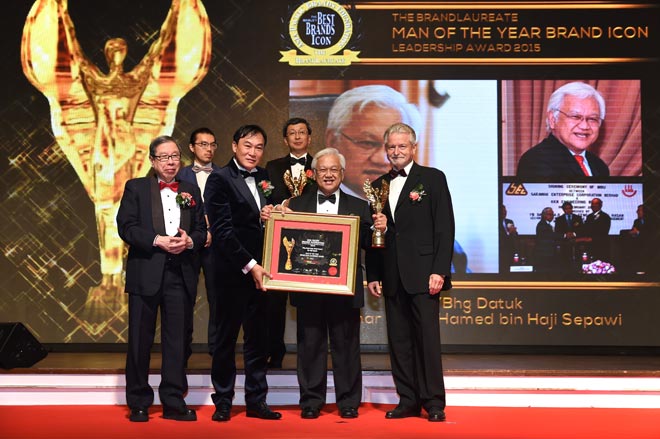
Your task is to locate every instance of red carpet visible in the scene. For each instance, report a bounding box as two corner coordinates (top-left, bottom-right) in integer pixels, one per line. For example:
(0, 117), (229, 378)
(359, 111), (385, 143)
(1, 404), (658, 439)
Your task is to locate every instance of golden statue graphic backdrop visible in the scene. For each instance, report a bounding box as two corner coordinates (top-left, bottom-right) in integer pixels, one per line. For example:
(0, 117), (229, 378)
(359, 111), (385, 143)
(17, 0), (211, 339)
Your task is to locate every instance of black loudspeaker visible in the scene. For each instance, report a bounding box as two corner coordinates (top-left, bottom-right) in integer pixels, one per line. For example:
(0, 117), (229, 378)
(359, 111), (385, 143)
(0, 322), (48, 369)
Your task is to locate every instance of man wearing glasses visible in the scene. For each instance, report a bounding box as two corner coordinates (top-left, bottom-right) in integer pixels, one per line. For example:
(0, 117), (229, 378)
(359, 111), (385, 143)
(263, 118), (314, 369)
(177, 128), (221, 356)
(117, 135), (207, 422)
(516, 81), (610, 179)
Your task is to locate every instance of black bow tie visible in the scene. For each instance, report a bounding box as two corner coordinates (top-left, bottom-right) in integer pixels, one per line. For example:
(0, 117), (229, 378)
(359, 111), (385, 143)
(239, 169), (256, 179)
(389, 168), (407, 179)
(290, 156), (307, 166)
(318, 193), (336, 204)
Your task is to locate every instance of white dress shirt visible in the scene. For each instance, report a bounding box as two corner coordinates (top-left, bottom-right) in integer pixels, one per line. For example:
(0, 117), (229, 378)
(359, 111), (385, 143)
(388, 161), (414, 222)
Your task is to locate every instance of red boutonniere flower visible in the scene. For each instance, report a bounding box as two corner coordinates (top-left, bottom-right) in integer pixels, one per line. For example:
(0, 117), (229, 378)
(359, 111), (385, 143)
(259, 180), (275, 197)
(305, 169), (314, 179)
(409, 184), (426, 203)
(176, 192), (196, 209)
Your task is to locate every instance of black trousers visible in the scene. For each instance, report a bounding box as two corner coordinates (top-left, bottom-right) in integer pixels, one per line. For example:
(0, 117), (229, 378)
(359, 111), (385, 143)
(125, 266), (193, 410)
(210, 285), (269, 407)
(265, 291), (288, 364)
(296, 296), (362, 411)
(384, 284), (446, 412)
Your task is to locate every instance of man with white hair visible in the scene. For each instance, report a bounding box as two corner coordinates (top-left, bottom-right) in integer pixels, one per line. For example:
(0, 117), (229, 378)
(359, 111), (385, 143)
(516, 81), (610, 178)
(325, 85), (422, 197)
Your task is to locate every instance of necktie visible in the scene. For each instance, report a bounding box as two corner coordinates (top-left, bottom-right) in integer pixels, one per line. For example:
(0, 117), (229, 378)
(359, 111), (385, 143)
(290, 156), (306, 166)
(318, 193), (336, 204)
(192, 164), (212, 174)
(389, 168), (407, 179)
(567, 214), (572, 223)
(574, 155), (590, 176)
(239, 170), (255, 179)
(159, 181), (179, 191)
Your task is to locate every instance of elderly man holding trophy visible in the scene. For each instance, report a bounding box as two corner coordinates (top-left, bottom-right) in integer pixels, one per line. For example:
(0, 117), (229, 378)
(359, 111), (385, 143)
(366, 122), (455, 423)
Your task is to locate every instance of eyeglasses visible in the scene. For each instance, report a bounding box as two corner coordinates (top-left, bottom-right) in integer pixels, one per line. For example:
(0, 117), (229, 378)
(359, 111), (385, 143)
(555, 109), (602, 127)
(193, 142), (218, 149)
(151, 153), (181, 162)
(339, 132), (383, 151)
(286, 130), (309, 137)
(315, 167), (343, 175)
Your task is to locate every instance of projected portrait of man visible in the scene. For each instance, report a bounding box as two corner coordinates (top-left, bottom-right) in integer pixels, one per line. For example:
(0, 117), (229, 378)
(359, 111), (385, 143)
(21, 0), (211, 310)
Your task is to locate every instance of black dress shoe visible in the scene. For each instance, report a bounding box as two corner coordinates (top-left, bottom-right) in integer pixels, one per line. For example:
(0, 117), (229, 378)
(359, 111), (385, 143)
(129, 408), (149, 422)
(212, 403), (232, 422)
(339, 407), (358, 419)
(246, 401), (282, 420)
(427, 407), (446, 422)
(385, 406), (421, 419)
(301, 407), (320, 419)
(163, 406), (197, 421)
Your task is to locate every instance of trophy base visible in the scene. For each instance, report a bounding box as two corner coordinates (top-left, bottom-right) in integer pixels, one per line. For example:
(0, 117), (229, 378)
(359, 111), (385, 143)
(371, 243), (385, 249)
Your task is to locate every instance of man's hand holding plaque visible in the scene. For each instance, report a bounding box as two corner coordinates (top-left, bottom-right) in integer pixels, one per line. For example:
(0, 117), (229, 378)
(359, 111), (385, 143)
(363, 179), (389, 248)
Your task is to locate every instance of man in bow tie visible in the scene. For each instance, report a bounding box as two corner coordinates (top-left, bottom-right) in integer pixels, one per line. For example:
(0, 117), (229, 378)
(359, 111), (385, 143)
(264, 118), (314, 369)
(117, 135), (207, 422)
(262, 147), (372, 420)
(204, 125), (282, 422)
(366, 123), (455, 423)
(176, 128), (221, 355)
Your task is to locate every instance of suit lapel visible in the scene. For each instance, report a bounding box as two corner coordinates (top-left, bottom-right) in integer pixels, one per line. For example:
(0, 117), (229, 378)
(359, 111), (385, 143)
(150, 177), (167, 235)
(228, 160), (260, 215)
(177, 179), (191, 232)
(394, 163), (421, 214)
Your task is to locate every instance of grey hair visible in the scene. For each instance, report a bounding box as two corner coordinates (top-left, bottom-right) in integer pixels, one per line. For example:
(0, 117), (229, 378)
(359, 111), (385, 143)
(311, 147), (346, 170)
(383, 122), (418, 145)
(546, 82), (606, 131)
(327, 85), (422, 138)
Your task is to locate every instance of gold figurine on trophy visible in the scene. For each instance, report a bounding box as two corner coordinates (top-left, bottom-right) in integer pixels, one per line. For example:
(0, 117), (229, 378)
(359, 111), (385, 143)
(21, 0), (211, 319)
(283, 169), (309, 198)
(282, 236), (296, 271)
(363, 179), (389, 248)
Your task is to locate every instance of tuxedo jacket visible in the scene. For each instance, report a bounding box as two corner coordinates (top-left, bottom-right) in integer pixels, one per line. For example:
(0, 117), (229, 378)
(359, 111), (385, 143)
(204, 159), (270, 288)
(554, 213), (584, 238)
(584, 210), (612, 237)
(265, 154), (313, 205)
(516, 134), (610, 179)
(117, 176), (206, 298)
(287, 189), (372, 308)
(366, 162), (455, 295)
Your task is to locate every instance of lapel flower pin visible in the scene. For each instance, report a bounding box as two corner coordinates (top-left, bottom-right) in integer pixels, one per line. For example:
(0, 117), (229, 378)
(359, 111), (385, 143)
(409, 184), (426, 203)
(176, 192), (196, 209)
(259, 179), (275, 197)
(305, 169), (315, 180)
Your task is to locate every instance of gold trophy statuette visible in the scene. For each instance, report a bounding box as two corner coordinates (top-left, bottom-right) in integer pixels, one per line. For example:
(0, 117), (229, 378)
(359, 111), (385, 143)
(283, 169), (308, 197)
(282, 237), (295, 270)
(21, 0), (211, 322)
(363, 179), (389, 248)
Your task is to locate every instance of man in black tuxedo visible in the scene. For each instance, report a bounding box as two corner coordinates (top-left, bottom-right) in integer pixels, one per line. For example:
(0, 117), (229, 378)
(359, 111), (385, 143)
(176, 127), (221, 355)
(366, 123), (455, 422)
(263, 117), (314, 368)
(117, 135), (207, 422)
(517, 82), (609, 179)
(204, 125), (281, 422)
(583, 198), (612, 262)
(265, 148), (371, 419)
(554, 201), (584, 272)
(499, 204), (518, 272)
(534, 207), (559, 273)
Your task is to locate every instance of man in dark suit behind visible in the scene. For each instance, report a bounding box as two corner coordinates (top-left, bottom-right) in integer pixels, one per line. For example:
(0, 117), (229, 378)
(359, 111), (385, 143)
(176, 127), (221, 355)
(204, 125), (281, 422)
(366, 123), (455, 423)
(516, 82), (609, 179)
(535, 207), (559, 273)
(117, 135), (207, 422)
(554, 201), (584, 272)
(265, 148), (371, 419)
(583, 197), (612, 262)
(263, 117), (314, 368)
